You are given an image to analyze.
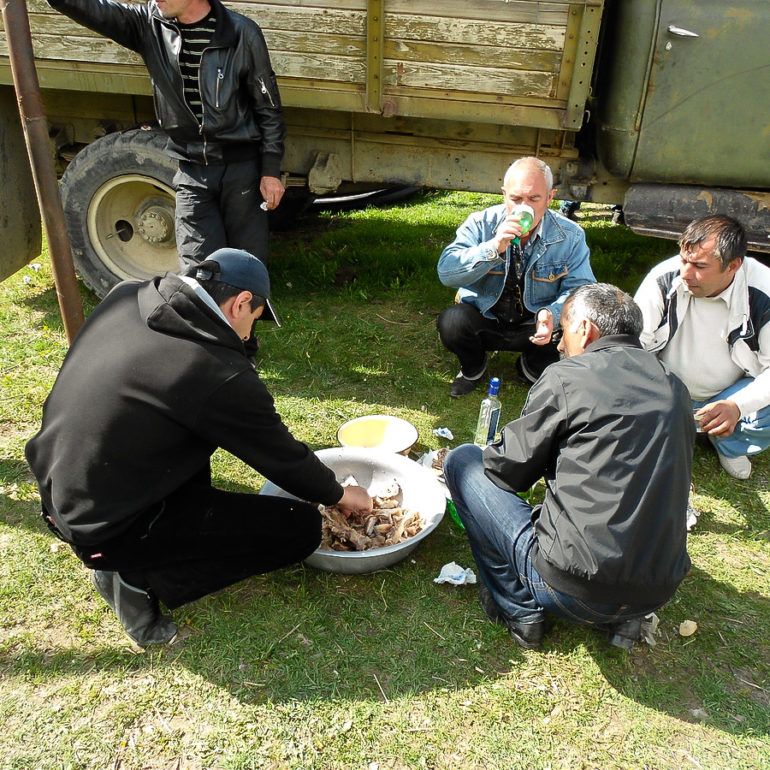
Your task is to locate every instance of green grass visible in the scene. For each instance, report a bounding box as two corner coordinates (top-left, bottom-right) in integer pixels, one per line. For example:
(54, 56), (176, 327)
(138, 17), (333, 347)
(1, 192), (768, 769)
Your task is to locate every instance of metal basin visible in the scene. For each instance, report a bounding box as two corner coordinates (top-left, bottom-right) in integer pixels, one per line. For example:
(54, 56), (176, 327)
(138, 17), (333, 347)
(259, 447), (446, 574)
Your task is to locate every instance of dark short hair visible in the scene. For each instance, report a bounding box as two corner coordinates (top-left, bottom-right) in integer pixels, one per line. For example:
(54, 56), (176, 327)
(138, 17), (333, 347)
(679, 215), (747, 269)
(562, 283), (643, 337)
(183, 264), (264, 312)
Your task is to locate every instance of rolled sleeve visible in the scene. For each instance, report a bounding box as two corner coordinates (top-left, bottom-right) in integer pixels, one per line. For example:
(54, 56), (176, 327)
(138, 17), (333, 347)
(437, 211), (505, 288)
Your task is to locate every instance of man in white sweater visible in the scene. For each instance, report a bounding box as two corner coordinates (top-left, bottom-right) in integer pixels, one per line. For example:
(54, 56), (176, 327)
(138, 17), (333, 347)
(634, 215), (770, 480)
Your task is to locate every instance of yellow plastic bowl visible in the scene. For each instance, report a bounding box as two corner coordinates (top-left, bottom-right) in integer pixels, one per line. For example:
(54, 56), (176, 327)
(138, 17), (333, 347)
(337, 414), (418, 455)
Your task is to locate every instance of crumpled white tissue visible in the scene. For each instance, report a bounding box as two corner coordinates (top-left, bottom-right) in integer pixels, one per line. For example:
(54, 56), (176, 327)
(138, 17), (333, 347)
(432, 427), (454, 440)
(434, 561), (477, 585)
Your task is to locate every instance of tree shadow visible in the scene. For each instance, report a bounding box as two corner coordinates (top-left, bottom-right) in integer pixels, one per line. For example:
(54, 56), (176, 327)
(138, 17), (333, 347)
(2, 512), (767, 743)
(15, 282), (98, 330)
(0, 456), (42, 535)
(590, 566), (770, 737)
(165, 551), (769, 744)
(0, 518), (530, 699)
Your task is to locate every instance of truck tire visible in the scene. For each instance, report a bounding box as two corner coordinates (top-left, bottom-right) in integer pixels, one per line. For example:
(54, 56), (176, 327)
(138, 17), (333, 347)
(60, 128), (179, 297)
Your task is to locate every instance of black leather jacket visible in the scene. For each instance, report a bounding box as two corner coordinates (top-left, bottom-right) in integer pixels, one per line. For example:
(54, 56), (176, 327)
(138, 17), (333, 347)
(483, 335), (693, 606)
(48, 0), (285, 172)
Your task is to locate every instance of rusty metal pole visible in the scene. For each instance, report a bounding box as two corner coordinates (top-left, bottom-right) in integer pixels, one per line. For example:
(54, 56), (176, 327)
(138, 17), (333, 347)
(1, 0), (84, 343)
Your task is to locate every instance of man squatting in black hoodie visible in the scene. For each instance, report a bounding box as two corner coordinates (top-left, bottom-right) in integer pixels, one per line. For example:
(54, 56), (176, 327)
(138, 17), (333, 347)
(25, 249), (372, 647)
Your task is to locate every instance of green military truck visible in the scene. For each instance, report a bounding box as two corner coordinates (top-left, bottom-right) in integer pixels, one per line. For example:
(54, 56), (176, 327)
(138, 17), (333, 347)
(1, 0), (768, 296)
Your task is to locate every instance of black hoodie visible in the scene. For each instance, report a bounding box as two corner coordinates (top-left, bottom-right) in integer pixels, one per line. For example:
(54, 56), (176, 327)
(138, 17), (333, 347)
(25, 274), (343, 546)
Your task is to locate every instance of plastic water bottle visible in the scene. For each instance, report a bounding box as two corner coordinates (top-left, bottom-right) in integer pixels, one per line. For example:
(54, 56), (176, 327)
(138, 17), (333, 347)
(474, 377), (502, 447)
(512, 204), (535, 246)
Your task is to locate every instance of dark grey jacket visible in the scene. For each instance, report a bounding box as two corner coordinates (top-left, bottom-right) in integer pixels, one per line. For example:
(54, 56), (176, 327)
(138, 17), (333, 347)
(483, 335), (693, 605)
(48, 0), (285, 172)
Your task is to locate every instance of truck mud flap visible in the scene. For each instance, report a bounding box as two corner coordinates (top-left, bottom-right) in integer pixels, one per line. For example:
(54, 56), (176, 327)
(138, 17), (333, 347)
(0, 86), (42, 282)
(623, 184), (770, 254)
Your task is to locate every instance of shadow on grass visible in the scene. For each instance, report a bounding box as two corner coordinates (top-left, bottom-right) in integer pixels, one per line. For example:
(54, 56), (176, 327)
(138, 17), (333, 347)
(690, 443), (770, 536)
(592, 565), (770, 736)
(15, 282), (98, 330)
(166, 557), (769, 741)
(2, 507), (767, 741)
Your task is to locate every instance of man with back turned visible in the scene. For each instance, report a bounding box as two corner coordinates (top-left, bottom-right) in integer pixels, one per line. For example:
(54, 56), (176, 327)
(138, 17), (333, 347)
(444, 284), (693, 650)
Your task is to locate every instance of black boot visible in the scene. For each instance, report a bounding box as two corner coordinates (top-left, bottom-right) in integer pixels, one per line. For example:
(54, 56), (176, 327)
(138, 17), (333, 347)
(479, 580), (544, 649)
(91, 570), (177, 647)
(477, 580), (503, 624)
(606, 617), (642, 650)
(503, 618), (545, 650)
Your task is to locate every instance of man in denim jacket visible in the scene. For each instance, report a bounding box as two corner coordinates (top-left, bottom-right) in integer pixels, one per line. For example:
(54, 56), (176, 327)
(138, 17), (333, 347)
(437, 157), (596, 396)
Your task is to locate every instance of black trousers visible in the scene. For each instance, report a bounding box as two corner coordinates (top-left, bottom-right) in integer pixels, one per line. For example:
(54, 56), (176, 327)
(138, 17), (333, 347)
(59, 469), (321, 610)
(174, 158), (269, 267)
(437, 302), (560, 378)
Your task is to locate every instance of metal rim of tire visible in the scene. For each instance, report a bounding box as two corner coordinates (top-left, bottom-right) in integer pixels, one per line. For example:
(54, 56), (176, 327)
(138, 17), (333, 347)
(60, 128), (179, 297)
(86, 173), (178, 282)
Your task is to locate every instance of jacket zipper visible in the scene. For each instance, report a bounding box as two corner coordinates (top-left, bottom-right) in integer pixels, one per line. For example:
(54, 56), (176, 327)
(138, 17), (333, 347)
(170, 21), (208, 163)
(215, 67), (224, 108)
(198, 48), (215, 165)
(258, 76), (276, 107)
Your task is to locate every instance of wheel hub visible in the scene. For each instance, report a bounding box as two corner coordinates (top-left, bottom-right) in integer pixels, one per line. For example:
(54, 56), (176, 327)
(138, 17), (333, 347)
(136, 206), (174, 244)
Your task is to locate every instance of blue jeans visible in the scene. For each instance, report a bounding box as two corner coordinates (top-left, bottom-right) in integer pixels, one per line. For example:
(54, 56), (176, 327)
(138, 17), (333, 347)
(693, 378), (770, 459)
(443, 444), (660, 626)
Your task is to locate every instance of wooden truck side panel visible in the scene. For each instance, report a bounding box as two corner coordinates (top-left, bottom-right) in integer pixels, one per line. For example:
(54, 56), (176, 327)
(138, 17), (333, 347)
(0, 1), (606, 202)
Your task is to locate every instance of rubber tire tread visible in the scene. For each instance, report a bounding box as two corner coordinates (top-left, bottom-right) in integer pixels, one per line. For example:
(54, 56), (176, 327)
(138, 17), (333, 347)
(59, 128), (177, 298)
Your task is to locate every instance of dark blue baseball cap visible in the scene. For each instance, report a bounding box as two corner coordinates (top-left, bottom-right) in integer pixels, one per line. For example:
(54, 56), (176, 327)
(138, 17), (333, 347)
(195, 248), (280, 326)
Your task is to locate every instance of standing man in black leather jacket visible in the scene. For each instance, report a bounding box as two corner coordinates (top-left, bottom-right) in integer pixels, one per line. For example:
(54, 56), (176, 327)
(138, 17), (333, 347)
(444, 283), (693, 651)
(48, 0), (286, 265)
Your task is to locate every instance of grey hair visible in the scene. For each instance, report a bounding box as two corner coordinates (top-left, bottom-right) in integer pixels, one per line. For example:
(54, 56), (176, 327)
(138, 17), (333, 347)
(562, 283), (643, 337)
(679, 214), (747, 269)
(503, 157), (554, 190)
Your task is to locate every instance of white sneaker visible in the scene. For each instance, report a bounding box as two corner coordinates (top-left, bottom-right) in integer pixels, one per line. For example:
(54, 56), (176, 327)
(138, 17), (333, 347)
(717, 453), (752, 480)
(686, 496), (700, 531)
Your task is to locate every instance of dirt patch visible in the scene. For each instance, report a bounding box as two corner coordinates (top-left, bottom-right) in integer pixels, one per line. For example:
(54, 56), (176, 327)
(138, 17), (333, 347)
(728, 665), (770, 708)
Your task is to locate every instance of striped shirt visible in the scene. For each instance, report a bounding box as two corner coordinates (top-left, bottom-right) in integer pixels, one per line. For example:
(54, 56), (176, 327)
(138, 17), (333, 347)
(177, 12), (216, 126)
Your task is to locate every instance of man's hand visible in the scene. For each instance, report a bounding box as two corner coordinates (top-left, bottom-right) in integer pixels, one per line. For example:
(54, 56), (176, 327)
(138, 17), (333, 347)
(696, 400), (741, 437)
(335, 485), (373, 518)
(260, 175), (285, 210)
(492, 212), (529, 253)
(529, 309), (554, 346)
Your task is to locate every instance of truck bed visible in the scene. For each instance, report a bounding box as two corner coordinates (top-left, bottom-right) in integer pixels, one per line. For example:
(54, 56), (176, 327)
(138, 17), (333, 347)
(1, 0), (603, 131)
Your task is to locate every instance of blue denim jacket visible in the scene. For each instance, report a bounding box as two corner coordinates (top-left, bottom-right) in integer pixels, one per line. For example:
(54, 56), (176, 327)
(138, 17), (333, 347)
(437, 206), (595, 324)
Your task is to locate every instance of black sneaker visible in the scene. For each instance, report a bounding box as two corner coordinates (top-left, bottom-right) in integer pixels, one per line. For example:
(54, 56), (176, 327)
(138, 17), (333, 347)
(450, 373), (483, 397)
(91, 570), (178, 648)
(606, 617), (642, 650)
(479, 580), (544, 648)
(450, 358), (487, 398)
